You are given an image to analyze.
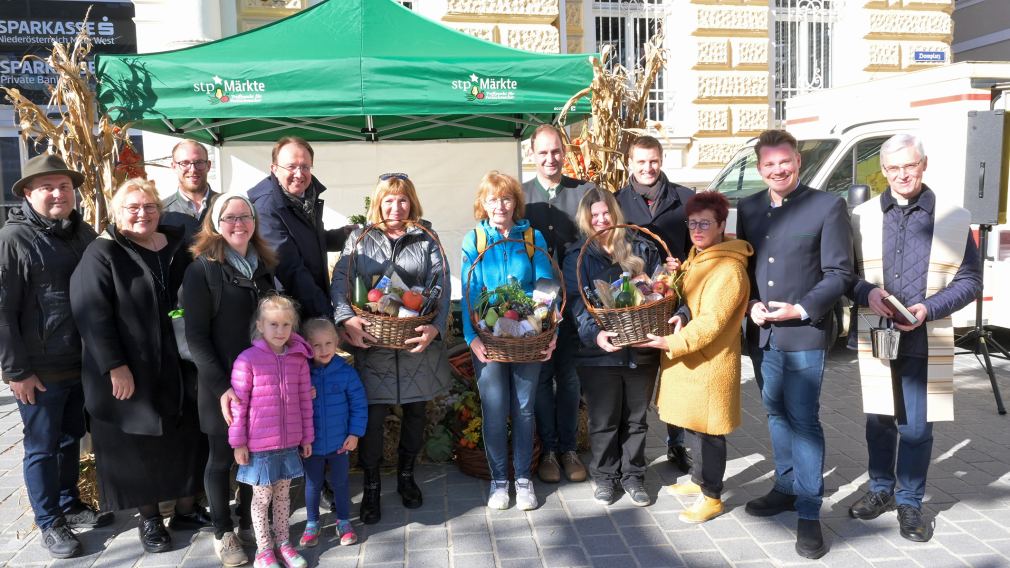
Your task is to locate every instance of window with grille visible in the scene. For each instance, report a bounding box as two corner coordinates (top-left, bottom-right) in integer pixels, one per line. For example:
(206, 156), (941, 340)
(771, 0), (836, 124)
(593, 0), (668, 123)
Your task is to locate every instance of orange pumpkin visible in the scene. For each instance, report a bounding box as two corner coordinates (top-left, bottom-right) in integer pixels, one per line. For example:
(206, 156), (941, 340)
(402, 290), (423, 312)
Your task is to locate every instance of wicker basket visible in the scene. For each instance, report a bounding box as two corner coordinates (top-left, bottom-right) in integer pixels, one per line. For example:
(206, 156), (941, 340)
(576, 224), (678, 348)
(464, 237), (566, 363)
(346, 222), (447, 349)
(455, 436), (542, 480)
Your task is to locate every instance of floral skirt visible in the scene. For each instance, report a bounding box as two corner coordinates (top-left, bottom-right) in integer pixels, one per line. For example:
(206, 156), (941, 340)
(236, 448), (304, 486)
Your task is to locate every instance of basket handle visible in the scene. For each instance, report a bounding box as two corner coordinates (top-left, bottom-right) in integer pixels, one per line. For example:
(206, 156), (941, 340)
(575, 223), (674, 314)
(343, 220), (449, 316)
(463, 234), (567, 333)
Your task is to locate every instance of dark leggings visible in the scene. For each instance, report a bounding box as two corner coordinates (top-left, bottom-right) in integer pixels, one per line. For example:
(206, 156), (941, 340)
(686, 429), (727, 499)
(206, 434), (252, 538)
(357, 401), (427, 469)
(304, 451), (350, 522)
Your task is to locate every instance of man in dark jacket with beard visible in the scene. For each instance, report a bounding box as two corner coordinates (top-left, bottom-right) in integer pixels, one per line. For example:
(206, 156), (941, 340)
(249, 136), (354, 318)
(0, 155), (112, 559)
(614, 135), (695, 473)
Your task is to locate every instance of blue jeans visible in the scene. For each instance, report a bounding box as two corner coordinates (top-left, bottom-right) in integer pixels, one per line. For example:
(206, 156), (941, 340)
(751, 346), (826, 520)
(304, 451), (350, 521)
(16, 379), (86, 530)
(534, 330), (580, 453)
(474, 358), (541, 481)
(866, 356), (932, 508)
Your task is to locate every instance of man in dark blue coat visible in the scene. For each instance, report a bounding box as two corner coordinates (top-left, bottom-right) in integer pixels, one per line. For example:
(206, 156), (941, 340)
(735, 129), (853, 560)
(614, 135), (695, 473)
(0, 155), (112, 559)
(249, 137), (354, 319)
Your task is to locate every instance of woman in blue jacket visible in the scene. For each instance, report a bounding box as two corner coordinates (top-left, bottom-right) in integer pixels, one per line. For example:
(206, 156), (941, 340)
(461, 171), (556, 512)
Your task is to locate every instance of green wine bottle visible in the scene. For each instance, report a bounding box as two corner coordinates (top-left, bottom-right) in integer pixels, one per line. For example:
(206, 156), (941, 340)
(614, 272), (635, 309)
(353, 275), (369, 308)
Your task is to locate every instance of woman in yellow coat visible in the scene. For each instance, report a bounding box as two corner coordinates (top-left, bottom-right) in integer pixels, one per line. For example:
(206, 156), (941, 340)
(642, 191), (752, 524)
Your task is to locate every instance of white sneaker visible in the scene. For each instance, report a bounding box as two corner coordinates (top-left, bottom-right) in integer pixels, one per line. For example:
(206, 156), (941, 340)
(487, 480), (510, 510)
(515, 478), (538, 511)
(213, 531), (248, 567)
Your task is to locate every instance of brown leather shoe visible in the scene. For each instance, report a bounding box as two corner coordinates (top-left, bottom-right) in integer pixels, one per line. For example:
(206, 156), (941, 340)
(560, 451), (587, 482)
(538, 452), (561, 483)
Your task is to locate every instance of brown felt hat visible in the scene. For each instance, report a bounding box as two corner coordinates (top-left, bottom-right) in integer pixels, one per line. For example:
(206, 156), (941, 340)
(12, 154), (85, 197)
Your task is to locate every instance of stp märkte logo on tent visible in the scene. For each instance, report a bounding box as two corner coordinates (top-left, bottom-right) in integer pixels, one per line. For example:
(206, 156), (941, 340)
(452, 72), (517, 102)
(193, 75), (266, 104)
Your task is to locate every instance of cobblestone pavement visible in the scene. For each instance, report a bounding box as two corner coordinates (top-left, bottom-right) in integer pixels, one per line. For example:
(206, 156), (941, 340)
(1, 347), (1009, 567)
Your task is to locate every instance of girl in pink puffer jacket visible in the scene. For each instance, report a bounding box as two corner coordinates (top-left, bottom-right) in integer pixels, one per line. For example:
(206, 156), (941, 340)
(229, 295), (313, 568)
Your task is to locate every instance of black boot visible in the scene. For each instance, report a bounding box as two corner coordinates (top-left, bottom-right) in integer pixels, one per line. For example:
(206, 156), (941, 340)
(397, 453), (423, 509)
(360, 468), (381, 525)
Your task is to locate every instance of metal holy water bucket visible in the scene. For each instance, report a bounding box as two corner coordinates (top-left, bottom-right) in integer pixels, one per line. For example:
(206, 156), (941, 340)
(868, 317), (901, 360)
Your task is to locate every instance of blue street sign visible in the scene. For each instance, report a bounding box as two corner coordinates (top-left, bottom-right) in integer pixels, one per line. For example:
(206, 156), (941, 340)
(913, 51), (946, 63)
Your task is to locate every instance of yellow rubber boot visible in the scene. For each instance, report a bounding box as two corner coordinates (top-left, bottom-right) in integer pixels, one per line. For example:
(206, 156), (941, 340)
(666, 481), (702, 496)
(679, 495), (724, 524)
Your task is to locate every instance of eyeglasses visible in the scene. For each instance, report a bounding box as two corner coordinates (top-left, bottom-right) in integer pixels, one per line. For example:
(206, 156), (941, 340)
(379, 172), (409, 181)
(484, 197), (515, 207)
(275, 164), (312, 174)
(123, 203), (159, 215)
(882, 159), (923, 175)
(220, 214), (255, 225)
(686, 219), (714, 231)
(174, 160), (210, 171)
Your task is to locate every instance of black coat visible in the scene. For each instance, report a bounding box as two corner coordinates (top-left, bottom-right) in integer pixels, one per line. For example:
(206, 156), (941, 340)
(615, 177), (695, 261)
(521, 176), (595, 265)
(0, 203), (96, 381)
(249, 174), (353, 319)
(70, 224), (192, 436)
(182, 256), (276, 435)
(735, 184), (853, 351)
(562, 234), (662, 367)
(331, 222), (451, 404)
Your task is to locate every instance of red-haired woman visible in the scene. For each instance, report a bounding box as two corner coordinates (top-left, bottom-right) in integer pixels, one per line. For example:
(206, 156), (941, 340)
(641, 191), (753, 524)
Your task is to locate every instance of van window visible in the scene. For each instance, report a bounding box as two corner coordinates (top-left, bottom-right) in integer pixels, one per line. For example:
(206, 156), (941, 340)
(823, 137), (890, 197)
(709, 139), (839, 203)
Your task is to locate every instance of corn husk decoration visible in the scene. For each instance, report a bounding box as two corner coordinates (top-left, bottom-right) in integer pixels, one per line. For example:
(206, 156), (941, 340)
(557, 31), (668, 193)
(0, 7), (136, 232)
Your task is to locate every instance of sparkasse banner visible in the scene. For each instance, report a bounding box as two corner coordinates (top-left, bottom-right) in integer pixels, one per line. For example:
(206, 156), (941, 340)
(0, 0), (137, 105)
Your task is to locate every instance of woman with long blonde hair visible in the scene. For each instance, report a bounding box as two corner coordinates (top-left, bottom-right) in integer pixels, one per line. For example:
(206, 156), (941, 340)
(562, 187), (676, 507)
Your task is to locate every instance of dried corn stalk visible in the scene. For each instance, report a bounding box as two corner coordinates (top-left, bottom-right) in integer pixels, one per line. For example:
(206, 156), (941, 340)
(1, 8), (132, 232)
(557, 31), (668, 192)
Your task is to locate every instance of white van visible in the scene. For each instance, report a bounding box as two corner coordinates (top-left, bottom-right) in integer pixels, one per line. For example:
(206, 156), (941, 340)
(707, 62), (1010, 330)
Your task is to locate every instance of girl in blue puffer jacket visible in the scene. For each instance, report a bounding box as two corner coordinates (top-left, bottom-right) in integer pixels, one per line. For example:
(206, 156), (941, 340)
(299, 319), (367, 548)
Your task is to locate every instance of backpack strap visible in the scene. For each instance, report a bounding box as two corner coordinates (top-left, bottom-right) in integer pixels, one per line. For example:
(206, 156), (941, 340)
(203, 257), (224, 316)
(474, 226), (535, 261)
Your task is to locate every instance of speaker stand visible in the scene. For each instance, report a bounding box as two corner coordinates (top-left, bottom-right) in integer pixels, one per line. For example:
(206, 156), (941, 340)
(954, 224), (1007, 415)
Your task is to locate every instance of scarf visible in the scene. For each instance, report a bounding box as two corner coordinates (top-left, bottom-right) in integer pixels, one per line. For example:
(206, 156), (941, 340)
(851, 192), (967, 422)
(630, 172), (667, 214)
(225, 245), (259, 280)
(283, 184), (317, 228)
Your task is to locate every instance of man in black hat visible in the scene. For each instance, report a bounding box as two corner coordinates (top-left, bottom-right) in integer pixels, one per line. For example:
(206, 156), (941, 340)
(0, 154), (112, 559)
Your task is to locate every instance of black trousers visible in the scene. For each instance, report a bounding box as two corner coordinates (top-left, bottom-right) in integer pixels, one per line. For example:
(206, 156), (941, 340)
(686, 429), (727, 499)
(205, 434), (251, 538)
(357, 401), (427, 470)
(578, 364), (657, 485)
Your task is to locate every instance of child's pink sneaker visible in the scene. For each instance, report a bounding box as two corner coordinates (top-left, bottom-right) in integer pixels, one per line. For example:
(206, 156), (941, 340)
(276, 540), (306, 568)
(337, 520), (357, 546)
(254, 548), (281, 568)
(298, 524), (319, 548)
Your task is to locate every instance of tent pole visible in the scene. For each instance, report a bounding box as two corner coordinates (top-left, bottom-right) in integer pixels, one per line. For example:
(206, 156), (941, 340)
(516, 138), (523, 180)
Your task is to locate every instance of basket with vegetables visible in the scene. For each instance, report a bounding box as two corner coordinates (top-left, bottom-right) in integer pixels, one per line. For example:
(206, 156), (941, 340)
(576, 224), (683, 347)
(347, 222), (448, 349)
(465, 238), (566, 363)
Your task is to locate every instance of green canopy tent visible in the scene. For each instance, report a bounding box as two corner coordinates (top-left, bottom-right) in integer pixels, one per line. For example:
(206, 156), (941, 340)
(96, 0), (593, 145)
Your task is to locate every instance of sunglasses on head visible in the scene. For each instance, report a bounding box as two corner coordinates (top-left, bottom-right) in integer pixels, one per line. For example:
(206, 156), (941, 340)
(379, 172), (409, 181)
